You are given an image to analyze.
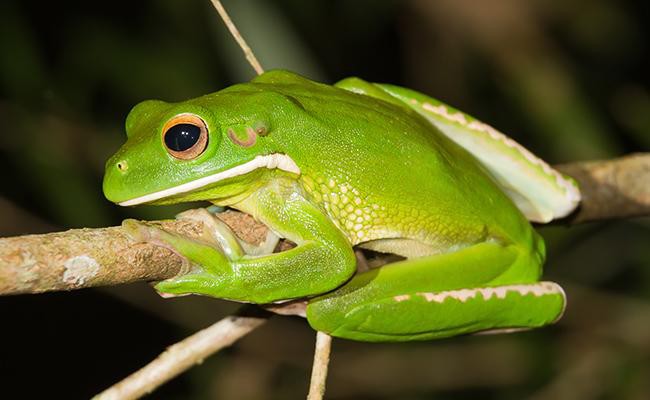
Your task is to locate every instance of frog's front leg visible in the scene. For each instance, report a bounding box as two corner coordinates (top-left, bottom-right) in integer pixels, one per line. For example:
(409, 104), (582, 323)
(128, 182), (356, 304)
(306, 242), (566, 342)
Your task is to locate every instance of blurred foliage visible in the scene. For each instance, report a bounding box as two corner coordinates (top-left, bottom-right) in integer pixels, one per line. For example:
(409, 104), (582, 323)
(0, 0), (648, 399)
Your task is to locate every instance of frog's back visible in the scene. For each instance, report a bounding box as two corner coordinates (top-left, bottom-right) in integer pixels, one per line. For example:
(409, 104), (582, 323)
(237, 71), (537, 255)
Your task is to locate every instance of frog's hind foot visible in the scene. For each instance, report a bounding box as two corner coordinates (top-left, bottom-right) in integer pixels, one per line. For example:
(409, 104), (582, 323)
(307, 281), (566, 342)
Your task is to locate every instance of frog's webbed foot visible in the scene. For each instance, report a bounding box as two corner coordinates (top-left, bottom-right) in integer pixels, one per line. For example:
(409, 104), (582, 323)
(121, 211), (239, 298)
(307, 242), (566, 342)
(121, 219), (201, 271)
(123, 208), (283, 299)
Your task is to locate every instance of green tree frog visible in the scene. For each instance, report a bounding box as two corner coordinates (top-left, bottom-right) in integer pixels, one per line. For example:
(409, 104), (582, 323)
(103, 70), (580, 342)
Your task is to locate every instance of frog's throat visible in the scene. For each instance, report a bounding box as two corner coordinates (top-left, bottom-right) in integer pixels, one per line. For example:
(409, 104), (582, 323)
(118, 154), (300, 206)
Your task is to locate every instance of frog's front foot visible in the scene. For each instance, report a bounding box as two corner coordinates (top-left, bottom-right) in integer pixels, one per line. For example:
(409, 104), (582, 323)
(122, 213), (238, 298)
(121, 219), (198, 265)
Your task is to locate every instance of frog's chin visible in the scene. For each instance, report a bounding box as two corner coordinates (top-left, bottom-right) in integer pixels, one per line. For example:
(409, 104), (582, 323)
(117, 153), (300, 207)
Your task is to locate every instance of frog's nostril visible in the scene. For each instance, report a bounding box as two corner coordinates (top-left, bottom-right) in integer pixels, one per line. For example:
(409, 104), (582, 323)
(116, 160), (128, 172)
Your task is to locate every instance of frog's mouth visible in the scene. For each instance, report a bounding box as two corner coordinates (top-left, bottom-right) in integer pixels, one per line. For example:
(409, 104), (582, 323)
(118, 153), (300, 206)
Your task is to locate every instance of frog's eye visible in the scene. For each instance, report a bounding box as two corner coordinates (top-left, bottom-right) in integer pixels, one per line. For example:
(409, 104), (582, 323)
(162, 113), (209, 160)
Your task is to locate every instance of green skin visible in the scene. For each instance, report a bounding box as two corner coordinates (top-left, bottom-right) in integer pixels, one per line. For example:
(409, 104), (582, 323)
(103, 70), (579, 342)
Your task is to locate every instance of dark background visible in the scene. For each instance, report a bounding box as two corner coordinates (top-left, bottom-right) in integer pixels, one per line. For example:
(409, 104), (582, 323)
(1, 0), (649, 398)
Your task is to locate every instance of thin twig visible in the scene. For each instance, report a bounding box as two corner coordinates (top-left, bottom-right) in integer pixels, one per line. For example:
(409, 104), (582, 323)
(307, 331), (333, 400)
(93, 306), (272, 400)
(209, 0), (265, 75)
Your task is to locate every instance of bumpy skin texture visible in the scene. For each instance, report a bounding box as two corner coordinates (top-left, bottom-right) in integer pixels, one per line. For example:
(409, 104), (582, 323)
(104, 70), (571, 342)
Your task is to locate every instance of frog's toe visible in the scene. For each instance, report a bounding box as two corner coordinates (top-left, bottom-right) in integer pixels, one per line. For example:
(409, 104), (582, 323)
(175, 208), (246, 259)
(122, 218), (157, 242)
(176, 208), (234, 239)
(154, 272), (230, 298)
(175, 207), (215, 223)
(175, 208), (220, 242)
(121, 218), (193, 263)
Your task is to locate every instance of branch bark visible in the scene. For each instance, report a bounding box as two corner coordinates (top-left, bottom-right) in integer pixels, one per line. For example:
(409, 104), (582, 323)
(1, 153), (649, 297)
(555, 153), (650, 223)
(0, 210), (269, 295)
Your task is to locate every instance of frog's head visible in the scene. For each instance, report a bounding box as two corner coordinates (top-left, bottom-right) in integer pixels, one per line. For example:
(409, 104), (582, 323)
(103, 87), (303, 206)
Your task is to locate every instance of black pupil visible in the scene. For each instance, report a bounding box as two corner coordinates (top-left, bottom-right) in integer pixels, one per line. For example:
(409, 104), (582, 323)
(164, 123), (201, 152)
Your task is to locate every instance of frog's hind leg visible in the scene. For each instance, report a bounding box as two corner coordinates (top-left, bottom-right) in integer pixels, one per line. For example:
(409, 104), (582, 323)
(306, 242), (566, 342)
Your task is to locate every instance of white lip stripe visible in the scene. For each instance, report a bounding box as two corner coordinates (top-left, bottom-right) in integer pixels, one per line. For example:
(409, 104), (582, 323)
(118, 154), (301, 206)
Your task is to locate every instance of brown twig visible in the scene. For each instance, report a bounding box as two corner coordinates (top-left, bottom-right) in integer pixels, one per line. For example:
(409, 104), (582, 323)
(307, 331), (333, 400)
(92, 305), (272, 400)
(209, 0), (265, 75)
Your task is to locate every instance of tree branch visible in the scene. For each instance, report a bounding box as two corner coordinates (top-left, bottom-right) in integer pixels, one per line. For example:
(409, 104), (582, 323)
(555, 153), (650, 223)
(1, 153), (649, 297)
(0, 211), (269, 296)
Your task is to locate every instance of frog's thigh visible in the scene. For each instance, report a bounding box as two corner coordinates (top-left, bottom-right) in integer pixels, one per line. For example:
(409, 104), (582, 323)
(306, 241), (565, 342)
